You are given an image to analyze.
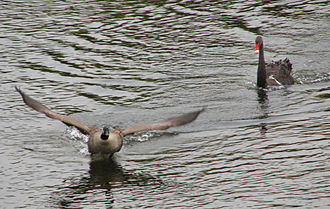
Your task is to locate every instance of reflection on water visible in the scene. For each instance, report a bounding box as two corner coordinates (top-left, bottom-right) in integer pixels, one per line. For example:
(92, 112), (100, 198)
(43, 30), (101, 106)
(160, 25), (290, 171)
(259, 123), (268, 138)
(1, 0), (329, 208)
(52, 158), (166, 208)
(257, 88), (269, 118)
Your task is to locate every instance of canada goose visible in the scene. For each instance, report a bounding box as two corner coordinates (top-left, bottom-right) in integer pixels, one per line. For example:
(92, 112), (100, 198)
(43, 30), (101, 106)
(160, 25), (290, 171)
(16, 87), (204, 157)
(255, 36), (294, 88)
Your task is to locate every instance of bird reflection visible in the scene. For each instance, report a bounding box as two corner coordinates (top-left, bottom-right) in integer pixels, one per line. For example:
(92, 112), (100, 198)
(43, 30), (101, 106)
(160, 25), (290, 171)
(257, 88), (269, 138)
(259, 123), (268, 138)
(51, 158), (165, 208)
(89, 157), (126, 184)
(257, 88), (269, 116)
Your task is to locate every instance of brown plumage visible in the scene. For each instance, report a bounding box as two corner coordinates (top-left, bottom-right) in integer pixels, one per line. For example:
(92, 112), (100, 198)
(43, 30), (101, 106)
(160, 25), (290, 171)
(255, 36), (294, 88)
(16, 87), (204, 157)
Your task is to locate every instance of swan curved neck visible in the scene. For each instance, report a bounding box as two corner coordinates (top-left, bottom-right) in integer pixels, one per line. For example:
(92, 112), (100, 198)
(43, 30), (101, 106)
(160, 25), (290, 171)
(257, 43), (267, 88)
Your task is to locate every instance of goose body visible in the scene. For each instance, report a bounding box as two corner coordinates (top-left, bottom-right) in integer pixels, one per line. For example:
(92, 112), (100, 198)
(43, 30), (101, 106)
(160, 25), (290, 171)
(255, 36), (294, 88)
(16, 87), (203, 157)
(87, 129), (123, 155)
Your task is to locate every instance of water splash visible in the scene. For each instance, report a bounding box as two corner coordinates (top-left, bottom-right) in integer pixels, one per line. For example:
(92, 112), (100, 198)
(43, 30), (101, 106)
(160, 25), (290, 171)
(64, 126), (89, 155)
(125, 131), (157, 143)
(295, 72), (330, 84)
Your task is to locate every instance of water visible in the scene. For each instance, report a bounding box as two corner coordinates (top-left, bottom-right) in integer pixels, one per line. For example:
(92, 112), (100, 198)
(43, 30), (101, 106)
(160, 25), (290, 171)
(0, 0), (329, 208)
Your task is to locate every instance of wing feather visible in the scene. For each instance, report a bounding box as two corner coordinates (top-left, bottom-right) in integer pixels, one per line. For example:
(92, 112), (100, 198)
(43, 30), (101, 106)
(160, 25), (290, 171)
(122, 108), (204, 136)
(16, 87), (92, 135)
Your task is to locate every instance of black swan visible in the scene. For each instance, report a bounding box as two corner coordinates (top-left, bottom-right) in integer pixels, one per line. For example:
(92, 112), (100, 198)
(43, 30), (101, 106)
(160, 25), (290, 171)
(255, 36), (294, 88)
(16, 86), (204, 158)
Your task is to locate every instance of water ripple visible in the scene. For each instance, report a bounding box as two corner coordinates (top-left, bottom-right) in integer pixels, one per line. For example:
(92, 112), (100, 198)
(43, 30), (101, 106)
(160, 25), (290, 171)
(1, 0), (329, 208)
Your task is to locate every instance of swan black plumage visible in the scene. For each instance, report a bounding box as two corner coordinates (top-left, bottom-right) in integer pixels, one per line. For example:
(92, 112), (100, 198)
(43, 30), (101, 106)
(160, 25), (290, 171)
(255, 36), (294, 88)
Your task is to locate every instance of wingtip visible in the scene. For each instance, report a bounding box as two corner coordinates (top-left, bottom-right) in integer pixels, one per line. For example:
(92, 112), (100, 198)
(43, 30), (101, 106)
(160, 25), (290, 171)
(189, 107), (205, 120)
(15, 86), (24, 96)
(196, 107), (206, 116)
(15, 85), (20, 92)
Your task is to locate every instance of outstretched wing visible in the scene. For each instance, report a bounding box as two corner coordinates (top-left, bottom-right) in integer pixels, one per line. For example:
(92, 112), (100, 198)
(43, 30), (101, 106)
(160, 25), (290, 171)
(122, 108), (204, 136)
(16, 87), (92, 135)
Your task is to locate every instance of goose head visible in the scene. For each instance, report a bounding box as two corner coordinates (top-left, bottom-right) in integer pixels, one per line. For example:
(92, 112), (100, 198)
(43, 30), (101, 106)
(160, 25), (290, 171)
(88, 127), (123, 157)
(101, 127), (109, 140)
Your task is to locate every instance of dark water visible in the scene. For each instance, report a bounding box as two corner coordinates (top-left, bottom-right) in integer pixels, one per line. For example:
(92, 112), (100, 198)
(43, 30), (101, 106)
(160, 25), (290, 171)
(1, 0), (329, 208)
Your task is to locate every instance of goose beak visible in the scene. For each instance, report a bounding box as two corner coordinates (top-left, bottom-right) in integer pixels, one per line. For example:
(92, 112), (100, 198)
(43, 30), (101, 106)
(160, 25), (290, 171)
(101, 127), (109, 140)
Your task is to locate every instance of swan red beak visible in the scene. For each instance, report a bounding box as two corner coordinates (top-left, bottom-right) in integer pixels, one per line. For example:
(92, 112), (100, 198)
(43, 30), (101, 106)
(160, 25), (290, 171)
(255, 43), (260, 54)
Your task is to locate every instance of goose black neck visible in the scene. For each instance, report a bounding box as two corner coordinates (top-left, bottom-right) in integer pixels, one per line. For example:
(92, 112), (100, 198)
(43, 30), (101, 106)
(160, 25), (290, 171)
(257, 42), (267, 88)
